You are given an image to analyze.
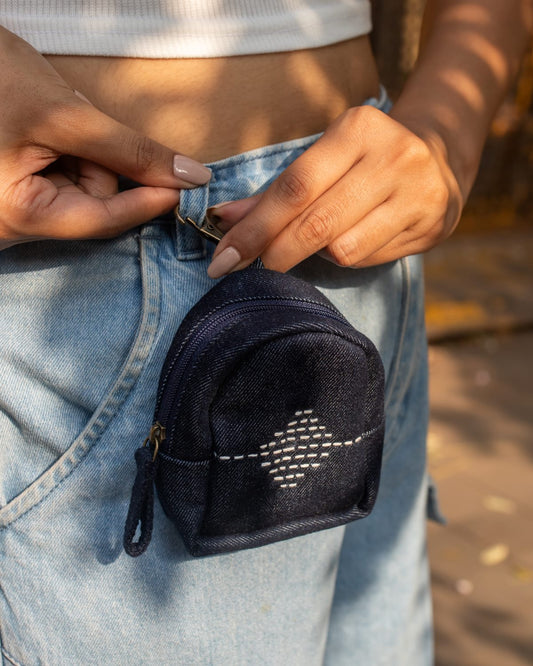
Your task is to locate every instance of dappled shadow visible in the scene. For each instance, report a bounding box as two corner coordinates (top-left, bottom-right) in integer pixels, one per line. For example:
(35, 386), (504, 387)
(428, 330), (533, 459)
(431, 569), (533, 665)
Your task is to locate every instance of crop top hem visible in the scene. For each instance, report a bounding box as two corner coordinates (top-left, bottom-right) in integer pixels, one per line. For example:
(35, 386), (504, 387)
(2, 4), (372, 58)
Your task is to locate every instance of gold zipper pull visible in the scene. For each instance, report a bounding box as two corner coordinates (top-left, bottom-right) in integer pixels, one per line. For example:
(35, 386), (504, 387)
(143, 421), (166, 461)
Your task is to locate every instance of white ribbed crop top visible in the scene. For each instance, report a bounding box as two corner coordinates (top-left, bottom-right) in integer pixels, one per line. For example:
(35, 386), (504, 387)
(1, 1), (372, 58)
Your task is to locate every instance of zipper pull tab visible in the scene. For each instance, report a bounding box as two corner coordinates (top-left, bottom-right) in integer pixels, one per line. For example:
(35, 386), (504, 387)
(123, 422), (166, 557)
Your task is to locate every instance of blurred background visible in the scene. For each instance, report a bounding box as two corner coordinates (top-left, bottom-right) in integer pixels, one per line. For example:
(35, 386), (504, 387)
(372, 2), (533, 664)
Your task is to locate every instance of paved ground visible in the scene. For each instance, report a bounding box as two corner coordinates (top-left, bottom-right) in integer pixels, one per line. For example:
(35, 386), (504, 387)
(424, 229), (533, 666)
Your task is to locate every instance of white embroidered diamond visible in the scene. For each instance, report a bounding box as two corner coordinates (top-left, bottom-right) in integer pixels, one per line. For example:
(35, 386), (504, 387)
(215, 409), (363, 482)
(260, 409), (358, 488)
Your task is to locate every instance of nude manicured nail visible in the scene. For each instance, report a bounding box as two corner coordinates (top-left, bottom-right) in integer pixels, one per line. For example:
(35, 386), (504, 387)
(208, 201), (235, 212)
(207, 246), (242, 279)
(173, 155), (212, 185)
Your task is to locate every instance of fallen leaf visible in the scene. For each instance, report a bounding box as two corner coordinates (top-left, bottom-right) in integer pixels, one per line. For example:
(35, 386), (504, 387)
(511, 565), (533, 583)
(455, 579), (474, 595)
(483, 495), (516, 515)
(480, 543), (510, 566)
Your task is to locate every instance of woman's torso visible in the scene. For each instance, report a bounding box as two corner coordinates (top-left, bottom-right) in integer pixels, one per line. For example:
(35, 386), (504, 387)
(46, 36), (379, 163)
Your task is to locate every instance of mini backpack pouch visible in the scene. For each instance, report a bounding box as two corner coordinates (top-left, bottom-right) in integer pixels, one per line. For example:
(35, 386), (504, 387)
(124, 267), (385, 557)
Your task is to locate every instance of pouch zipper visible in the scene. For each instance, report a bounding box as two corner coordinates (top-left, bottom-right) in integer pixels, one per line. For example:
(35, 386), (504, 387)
(154, 298), (351, 448)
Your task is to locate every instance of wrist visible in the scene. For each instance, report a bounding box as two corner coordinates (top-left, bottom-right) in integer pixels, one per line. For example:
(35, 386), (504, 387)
(390, 95), (481, 201)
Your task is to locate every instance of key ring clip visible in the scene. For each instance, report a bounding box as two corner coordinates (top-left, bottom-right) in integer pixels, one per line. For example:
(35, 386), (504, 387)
(175, 208), (225, 245)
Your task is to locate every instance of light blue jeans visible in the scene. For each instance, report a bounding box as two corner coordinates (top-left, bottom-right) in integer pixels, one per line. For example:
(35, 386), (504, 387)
(0, 88), (438, 665)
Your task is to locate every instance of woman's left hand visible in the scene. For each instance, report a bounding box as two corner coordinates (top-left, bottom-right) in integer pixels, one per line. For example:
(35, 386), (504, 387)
(206, 104), (464, 278)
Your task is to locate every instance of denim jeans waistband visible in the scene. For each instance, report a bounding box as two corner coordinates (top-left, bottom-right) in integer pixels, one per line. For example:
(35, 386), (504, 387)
(135, 84), (392, 260)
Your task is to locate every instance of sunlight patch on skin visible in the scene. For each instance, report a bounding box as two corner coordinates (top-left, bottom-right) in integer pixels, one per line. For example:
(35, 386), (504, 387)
(286, 51), (348, 117)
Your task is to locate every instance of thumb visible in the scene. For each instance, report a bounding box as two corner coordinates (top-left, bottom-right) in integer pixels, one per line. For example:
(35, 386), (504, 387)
(43, 92), (212, 190)
(207, 193), (262, 233)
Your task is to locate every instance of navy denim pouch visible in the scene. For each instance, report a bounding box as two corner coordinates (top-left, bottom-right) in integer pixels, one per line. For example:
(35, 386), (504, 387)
(124, 265), (385, 557)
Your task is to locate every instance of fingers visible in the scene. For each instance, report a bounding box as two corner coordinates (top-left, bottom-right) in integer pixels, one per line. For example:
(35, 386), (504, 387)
(4, 174), (181, 242)
(208, 117), (368, 275)
(44, 157), (119, 198)
(206, 105), (461, 277)
(0, 28), (212, 246)
(31, 94), (212, 190)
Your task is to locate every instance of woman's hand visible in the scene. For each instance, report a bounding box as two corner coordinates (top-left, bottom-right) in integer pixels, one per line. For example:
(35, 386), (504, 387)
(206, 104), (463, 277)
(0, 27), (211, 250)
(206, 0), (533, 278)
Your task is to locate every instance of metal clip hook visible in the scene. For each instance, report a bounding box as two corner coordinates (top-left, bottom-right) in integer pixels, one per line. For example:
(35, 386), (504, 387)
(175, 208), (225, 245)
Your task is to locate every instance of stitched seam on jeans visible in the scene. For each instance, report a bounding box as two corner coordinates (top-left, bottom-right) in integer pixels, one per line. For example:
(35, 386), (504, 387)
(382, 257), (427, 463)
(1, 647), (24, 666)
(382, 256), (412, 463)
(384, 257), (411, 412)
(0, 235), (162, 529)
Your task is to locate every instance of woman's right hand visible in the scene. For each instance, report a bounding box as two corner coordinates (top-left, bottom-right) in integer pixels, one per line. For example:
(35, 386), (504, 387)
(0, 26), (211, 250)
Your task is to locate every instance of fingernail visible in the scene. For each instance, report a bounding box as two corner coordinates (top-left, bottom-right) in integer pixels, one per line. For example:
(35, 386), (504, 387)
(173, 155), (212, 185)
(207, 246), (242, 279)
(208, 201), (235, 212)
(73, 89), (92, 104)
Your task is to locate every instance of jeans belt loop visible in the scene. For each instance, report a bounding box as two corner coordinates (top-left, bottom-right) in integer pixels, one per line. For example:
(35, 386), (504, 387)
(174, 184), (210, 260)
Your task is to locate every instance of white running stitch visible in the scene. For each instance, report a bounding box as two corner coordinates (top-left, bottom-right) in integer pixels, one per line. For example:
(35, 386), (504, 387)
(214, 409), (378, 489)
(217, 437), (357, 462)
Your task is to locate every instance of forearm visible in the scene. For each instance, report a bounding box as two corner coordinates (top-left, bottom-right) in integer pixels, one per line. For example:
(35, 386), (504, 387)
(391, 0), (533, 199)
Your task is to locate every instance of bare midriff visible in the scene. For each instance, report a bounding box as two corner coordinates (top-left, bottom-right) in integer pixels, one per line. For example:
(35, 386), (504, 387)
(46, 36), (380, 163)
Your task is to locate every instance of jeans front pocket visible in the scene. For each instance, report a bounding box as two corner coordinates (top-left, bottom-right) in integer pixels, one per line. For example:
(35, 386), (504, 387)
(0, 231), (161, 527)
